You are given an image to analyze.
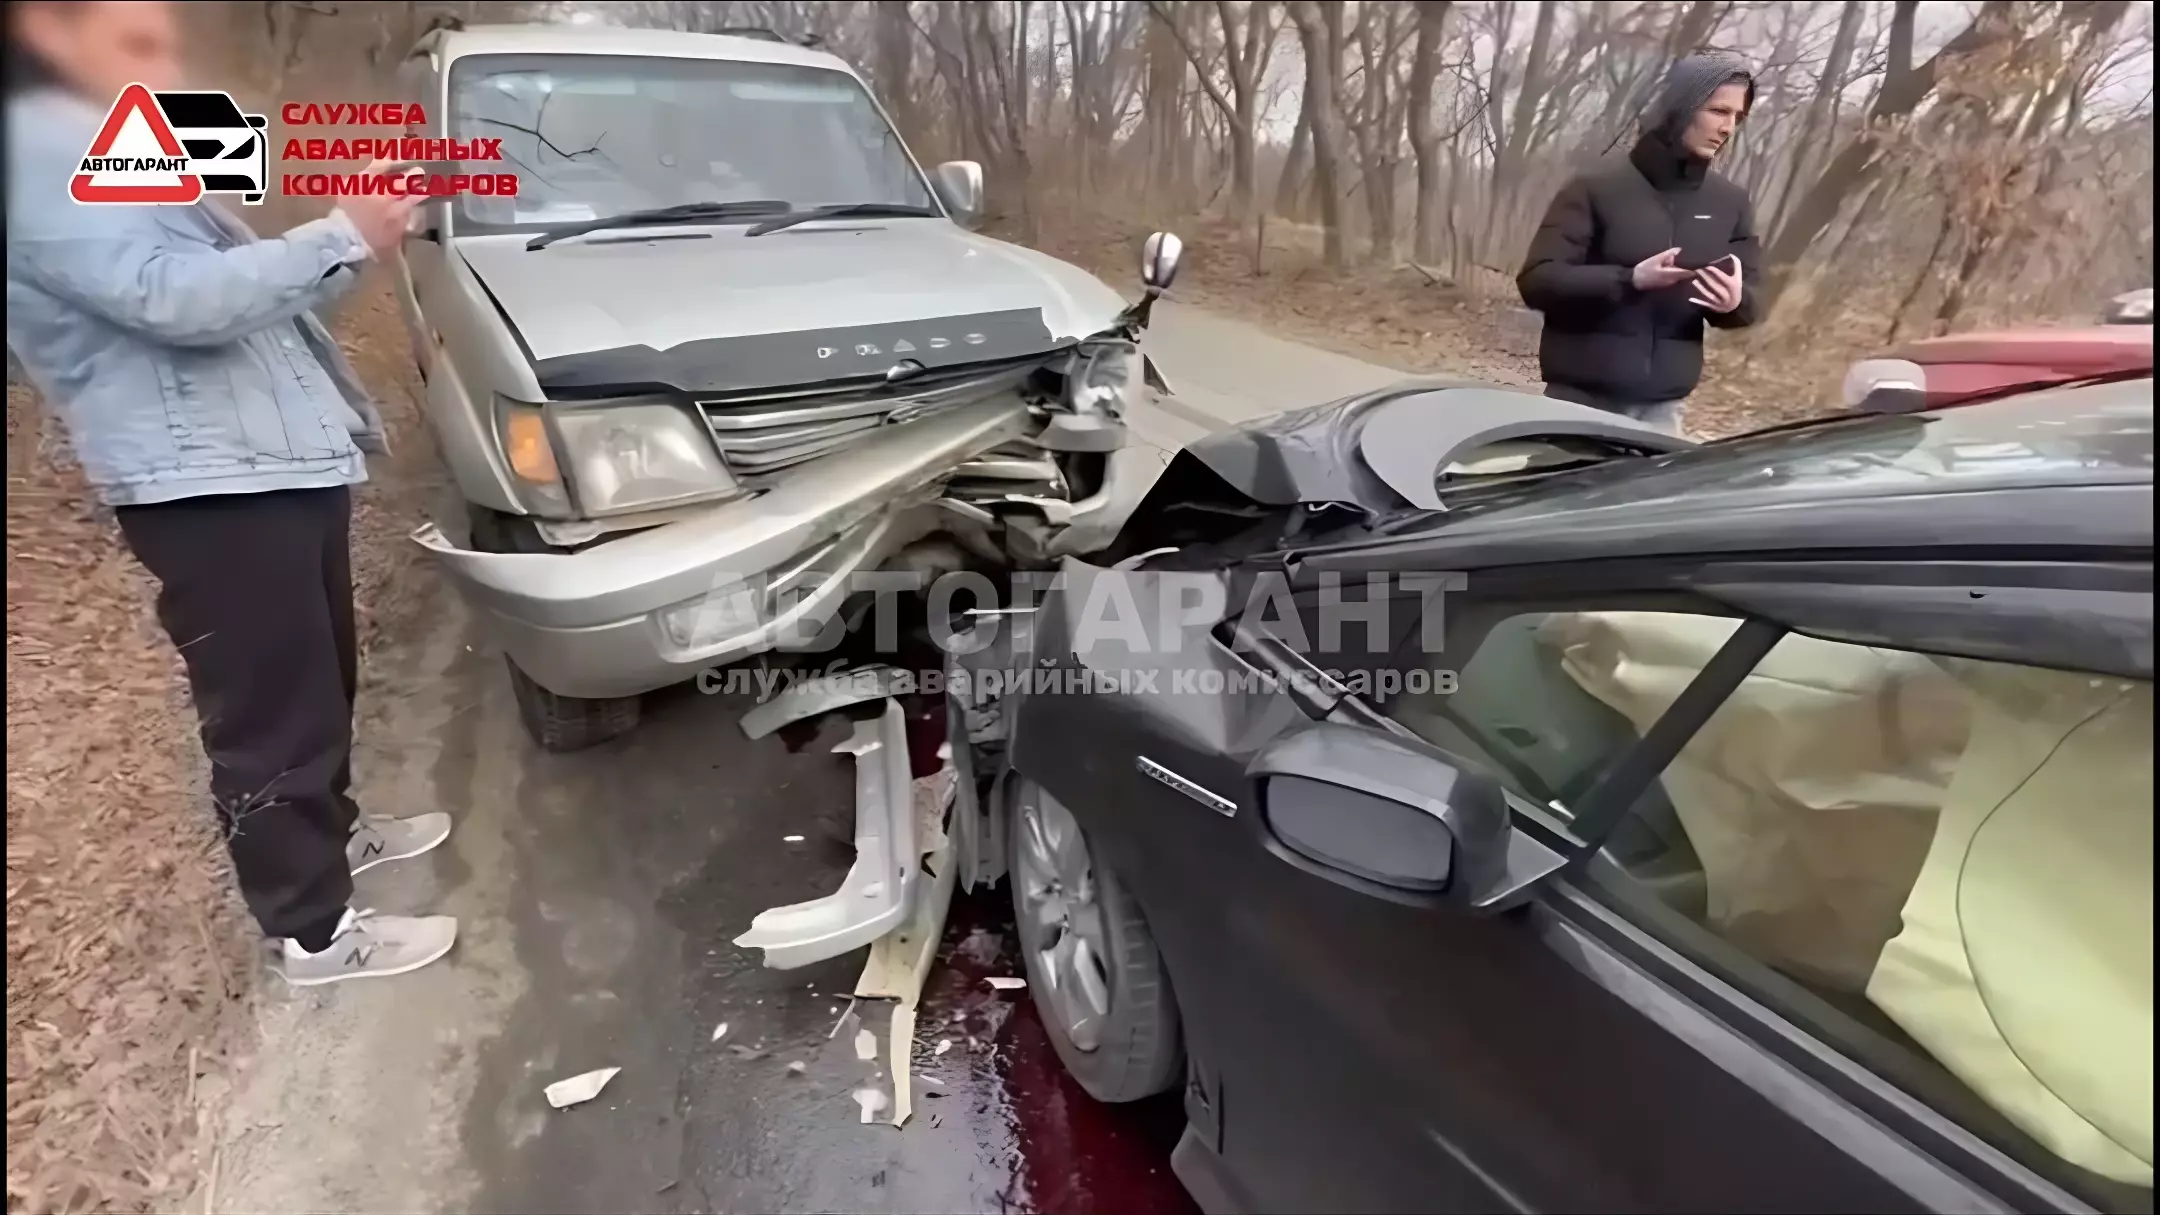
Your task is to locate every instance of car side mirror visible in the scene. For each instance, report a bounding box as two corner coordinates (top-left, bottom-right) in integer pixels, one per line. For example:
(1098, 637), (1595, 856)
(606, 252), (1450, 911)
(405, 203), (441, 242)
(932, 160), (984, 229)
(1140, 230), (1183, 293)
(1842, 357), (1926, 414)
(1246, 723), (1567, 912)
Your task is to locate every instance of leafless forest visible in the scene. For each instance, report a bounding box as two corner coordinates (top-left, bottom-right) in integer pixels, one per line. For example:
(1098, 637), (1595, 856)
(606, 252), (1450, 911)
(196, 0), (2155, 343)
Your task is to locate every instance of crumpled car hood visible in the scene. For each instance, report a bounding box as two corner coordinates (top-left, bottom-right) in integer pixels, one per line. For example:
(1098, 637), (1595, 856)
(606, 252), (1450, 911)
(455, 220), (1128, 365)
(1174, 379), (1691, 514)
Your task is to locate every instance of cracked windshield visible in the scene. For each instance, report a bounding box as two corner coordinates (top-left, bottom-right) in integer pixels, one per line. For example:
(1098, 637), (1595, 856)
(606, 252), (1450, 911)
(449, 54), (935, 228)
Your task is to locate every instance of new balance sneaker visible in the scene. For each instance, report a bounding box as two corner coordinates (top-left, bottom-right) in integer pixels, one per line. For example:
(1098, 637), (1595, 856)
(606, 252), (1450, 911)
(347, 812), (453, 875)
(274, 907), (458, 986)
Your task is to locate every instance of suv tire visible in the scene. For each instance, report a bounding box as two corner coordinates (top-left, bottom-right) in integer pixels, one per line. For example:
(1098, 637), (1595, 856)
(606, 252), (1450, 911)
(466, 506), (642, 753)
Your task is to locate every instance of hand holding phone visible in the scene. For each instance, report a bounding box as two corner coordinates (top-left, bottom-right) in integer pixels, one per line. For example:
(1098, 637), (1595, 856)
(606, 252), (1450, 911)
(340, 159), (425, 257)
(1690, 254), (1744, 313)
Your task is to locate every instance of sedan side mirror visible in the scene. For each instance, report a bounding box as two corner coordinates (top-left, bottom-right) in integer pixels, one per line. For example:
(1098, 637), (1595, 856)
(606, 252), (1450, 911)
(1247, 723), (1567, 912)
(1140, 230), (1183, 293)
(932, 160), (985, 229)
(1842, 357), (1927, 414)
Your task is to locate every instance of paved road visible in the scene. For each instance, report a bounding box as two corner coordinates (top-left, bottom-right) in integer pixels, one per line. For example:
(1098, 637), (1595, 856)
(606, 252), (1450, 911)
(208, 306), (1404, 1214)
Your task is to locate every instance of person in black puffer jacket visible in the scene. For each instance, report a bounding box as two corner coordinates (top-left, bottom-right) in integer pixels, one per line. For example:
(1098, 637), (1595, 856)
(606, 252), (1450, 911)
(1518, 52), (1763, 433)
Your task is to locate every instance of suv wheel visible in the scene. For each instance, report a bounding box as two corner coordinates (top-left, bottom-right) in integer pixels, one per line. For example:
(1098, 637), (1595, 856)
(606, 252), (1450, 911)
(466, 507), (642, 753)
(1009, 777), (1182, 1102)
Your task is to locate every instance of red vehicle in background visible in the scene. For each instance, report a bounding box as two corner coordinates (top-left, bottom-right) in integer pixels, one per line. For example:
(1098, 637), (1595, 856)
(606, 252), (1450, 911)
(1845, 321), (2154, 414)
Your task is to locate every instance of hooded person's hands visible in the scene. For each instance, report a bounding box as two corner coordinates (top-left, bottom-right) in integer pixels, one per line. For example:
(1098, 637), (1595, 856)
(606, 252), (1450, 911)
(1632, 247), (1693, 291)
(1690, 257), (1744, 313)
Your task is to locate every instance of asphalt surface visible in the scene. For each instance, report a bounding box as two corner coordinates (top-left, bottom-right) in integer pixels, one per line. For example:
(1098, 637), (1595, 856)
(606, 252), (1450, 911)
(209, 303), (1402, 1214)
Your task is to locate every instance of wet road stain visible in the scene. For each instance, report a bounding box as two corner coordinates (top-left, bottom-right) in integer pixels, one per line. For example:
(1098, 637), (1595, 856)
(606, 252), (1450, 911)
(929, 902), (1197, 1215)
(464, 679), (1195, 1214)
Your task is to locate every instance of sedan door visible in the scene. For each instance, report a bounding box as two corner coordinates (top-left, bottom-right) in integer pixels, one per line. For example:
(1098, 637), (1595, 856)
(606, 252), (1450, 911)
(1018, 552), (2131, 1214)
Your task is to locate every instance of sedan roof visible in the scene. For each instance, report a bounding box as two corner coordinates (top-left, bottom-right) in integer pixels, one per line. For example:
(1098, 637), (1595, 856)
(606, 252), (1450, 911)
(1300, 378), (2153, 574)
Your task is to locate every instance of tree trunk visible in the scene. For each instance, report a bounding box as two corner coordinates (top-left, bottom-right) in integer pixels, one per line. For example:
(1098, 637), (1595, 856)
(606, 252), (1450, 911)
(1145, 0), (1189, 209)
(1276, 91), (1312, 219)
(1481, 0), (1557, 263)
(1406, 1), (1451, 264)
(1288, 1), (1352, 270)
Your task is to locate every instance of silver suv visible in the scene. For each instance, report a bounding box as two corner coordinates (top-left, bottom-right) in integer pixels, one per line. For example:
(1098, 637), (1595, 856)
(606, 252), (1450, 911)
(389, 24), (1181, 750)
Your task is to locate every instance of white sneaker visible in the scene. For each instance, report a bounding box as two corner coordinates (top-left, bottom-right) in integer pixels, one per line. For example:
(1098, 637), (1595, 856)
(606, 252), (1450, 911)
(347, 812), (452, 875)
(274, 907), (458, 986)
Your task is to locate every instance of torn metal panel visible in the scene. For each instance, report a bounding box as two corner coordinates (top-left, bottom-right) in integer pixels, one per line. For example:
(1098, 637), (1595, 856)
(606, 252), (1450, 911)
(856, 763), (962, 1128)
(734, 699), (917, 969)
(738, 664), (911, 740)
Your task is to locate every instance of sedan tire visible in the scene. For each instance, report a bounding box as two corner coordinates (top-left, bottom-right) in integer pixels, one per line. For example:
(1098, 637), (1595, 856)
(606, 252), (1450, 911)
(1008, 777), (1182, 1102)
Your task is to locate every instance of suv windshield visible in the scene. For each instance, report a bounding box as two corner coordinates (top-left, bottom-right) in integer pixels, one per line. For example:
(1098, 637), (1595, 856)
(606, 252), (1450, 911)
(446, 53), (936, 231)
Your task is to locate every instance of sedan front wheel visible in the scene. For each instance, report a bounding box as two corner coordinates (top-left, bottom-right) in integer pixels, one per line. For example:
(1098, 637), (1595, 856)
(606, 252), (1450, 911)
(1008, 778), (1182, 1102)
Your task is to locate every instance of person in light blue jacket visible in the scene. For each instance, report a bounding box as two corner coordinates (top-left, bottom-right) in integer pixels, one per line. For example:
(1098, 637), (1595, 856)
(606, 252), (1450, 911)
(6, 0), (457, 985)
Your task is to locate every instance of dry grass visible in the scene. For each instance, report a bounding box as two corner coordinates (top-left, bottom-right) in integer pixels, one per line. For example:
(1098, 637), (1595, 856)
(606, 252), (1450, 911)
(3, 283), (438, 1215)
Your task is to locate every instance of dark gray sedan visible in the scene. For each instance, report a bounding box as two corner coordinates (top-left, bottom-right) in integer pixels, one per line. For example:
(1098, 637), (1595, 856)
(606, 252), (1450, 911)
(944, 378), (2154, 1214)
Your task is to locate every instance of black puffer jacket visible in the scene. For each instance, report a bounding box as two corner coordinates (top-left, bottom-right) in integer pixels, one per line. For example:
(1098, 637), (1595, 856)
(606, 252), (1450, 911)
(1518, 60), (1763, 405)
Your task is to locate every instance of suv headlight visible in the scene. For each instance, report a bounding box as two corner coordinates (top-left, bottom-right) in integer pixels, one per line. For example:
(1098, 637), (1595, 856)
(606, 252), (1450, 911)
(497, 397), (741, 517)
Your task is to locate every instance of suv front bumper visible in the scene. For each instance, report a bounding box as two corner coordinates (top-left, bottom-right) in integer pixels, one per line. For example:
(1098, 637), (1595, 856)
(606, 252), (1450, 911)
(411, 396), (1159, 699)
(413, 397), (1030, 699)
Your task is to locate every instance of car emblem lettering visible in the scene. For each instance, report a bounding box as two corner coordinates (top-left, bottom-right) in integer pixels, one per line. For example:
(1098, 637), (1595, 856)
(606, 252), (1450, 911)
(928, 337), (950, 349)
(891, 339), (916, 353)
(964, 333), (987, 345)
(856, 343), (881, 357)
(816, 346), (836, 359)
(1137, 757), (1237, 817)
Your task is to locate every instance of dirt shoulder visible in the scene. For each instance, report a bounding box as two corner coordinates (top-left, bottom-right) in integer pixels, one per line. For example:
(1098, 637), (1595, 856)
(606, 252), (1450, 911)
(3, 284), (440, 1215)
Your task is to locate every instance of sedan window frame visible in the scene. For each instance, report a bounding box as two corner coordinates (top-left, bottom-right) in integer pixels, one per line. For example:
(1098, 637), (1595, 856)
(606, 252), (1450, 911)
(1370, 547), (2152, 1213)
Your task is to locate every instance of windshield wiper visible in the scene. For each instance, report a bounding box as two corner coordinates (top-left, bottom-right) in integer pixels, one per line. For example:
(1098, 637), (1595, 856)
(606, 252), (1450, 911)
(526, 200), (792, 250)
(743, 202), (942, 237)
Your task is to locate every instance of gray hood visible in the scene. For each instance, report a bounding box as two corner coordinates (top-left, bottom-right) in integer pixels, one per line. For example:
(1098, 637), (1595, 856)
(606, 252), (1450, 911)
(454, 219), (1128, 364)
(1641, 51), (1755, 142)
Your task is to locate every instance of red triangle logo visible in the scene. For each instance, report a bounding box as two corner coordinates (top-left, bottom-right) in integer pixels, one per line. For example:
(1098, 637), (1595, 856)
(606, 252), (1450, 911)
(70, 83), (202, 204)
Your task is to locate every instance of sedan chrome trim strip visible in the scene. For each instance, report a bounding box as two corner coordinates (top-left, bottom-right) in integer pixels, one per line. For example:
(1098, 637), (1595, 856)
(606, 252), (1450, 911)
(1137, 756), (1237, 817)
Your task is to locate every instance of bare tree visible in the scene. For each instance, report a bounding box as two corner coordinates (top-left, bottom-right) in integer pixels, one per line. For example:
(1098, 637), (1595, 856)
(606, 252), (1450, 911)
(1286, 0), (1354, 269)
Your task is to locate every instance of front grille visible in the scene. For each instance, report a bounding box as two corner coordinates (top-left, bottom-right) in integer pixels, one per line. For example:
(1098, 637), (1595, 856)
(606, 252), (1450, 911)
(697, 358), (1043, 479)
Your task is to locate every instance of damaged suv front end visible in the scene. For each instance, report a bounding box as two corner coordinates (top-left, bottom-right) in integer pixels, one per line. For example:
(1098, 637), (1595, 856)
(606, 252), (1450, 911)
(392, 25), (1182, 750)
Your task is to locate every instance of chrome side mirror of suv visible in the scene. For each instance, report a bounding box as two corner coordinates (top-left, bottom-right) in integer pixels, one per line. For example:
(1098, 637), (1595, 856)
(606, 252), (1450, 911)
(932, 160), (984, 229)
(1141, 231), (1183, 293)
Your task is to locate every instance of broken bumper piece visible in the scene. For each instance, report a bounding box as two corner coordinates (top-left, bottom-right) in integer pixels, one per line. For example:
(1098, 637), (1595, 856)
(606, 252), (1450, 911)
(734, 698), (918, 970)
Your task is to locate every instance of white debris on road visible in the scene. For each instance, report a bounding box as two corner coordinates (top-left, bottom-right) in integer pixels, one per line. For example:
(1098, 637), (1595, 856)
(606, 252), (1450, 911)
(934, 1039), (953, 1056)
(710, 1022), (729, 1043)
(852, 1087), (889, 1124)
(854, 1028), (878, 1062)
(984, 976), (1027, 991)
(544, 1067), (621, 1110)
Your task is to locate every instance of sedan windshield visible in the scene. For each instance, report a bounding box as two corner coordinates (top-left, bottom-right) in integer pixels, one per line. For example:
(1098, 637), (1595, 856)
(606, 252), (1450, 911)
(446, 53), (937, 230)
